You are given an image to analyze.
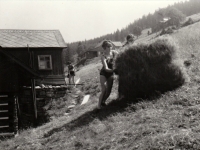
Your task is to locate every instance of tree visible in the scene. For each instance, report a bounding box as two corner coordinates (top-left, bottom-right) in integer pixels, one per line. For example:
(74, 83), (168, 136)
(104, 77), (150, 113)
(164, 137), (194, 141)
(114, 29), (120, 41)
(63, 46), (75, 64)
(67, 0), (200, 62)
(164, 7), (186, 27)
(76, 42), (85, 55)
(132, 26), (142, 38)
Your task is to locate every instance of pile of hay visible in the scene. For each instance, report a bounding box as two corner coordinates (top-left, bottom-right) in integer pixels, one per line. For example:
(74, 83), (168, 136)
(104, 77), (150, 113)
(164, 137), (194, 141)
(115, 37), (187, 100)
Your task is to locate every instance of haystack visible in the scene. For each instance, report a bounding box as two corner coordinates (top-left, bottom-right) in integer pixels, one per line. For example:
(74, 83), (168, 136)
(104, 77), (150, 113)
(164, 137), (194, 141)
(115, 37), (187, 100)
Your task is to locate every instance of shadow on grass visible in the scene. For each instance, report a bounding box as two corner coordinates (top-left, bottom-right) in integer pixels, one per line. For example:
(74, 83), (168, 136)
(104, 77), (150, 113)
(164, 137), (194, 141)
(42, 88), (172, 139)
(43, 98), (138, 138)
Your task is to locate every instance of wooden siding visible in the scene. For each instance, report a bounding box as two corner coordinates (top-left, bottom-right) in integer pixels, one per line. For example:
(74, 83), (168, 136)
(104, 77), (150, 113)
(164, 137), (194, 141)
(33, 48), (64, 76)
(0, 55), (19, 92)
(86, 51), (98, 59)
(0, 51), (35, 92)
(3, 48), (64, 77)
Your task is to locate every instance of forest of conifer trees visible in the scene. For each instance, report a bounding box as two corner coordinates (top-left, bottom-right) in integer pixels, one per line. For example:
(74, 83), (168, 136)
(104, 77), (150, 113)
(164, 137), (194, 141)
(65, 0), (200, 63)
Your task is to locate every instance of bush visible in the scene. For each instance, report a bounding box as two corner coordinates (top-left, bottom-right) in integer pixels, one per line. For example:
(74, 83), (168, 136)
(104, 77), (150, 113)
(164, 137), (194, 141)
(172, 26), (176, 30)
(115, 37), (187, 100)
(160, 29), (166, 36)
(166, 28), (174, 34)
(181, 18), (194, 27)
(160, 28), (174, 36)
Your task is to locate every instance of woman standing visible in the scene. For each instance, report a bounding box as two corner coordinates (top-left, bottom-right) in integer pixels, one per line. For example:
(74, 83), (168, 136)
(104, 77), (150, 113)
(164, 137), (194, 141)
(68, 61), (75, 85)
(98, 40), (118, 109)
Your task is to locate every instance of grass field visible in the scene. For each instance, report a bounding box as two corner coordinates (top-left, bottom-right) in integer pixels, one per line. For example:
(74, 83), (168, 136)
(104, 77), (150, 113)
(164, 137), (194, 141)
(1, 16), (200, 149)
(186, 12), (200, 22)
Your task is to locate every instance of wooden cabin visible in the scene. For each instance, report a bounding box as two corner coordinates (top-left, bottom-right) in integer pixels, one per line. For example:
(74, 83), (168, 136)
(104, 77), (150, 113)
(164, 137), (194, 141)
(78, 49), (98, 60)
(0, 29), (67, 91)
(85, 50), (98, 59)
(0, 29), (67, 133)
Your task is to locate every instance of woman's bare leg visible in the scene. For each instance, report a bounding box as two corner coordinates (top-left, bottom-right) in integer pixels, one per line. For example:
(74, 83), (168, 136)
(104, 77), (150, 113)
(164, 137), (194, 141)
(72, 76), (75, 85)
(98, 75), (107, 109)
(69, 75), (71, 84)
(102, 76), (113, 103)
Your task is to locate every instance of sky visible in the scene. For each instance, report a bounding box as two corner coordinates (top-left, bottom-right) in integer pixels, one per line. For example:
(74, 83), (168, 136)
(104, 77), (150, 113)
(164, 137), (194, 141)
(0, 0), (187, 43)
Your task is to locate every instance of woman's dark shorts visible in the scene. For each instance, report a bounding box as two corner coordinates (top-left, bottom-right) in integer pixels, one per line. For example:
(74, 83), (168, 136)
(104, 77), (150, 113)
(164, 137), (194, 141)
(100, 69), (113, 79)
(70, 71), (75, 76)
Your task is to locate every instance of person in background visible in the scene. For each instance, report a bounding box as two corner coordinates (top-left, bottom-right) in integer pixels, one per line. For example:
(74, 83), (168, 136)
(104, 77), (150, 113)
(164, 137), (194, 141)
(68, 61), (75, 85)
(98, 40), (118, 109)
(123, 34), (135, 47)
(117, 34), (135, 100)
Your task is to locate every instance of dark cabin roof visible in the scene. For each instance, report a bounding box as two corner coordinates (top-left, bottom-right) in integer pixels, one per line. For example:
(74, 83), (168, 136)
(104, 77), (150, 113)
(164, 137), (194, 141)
(0, 29), (67, 48)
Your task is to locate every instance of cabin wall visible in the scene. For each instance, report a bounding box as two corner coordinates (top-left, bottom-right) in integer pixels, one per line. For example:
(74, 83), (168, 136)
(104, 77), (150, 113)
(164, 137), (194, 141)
(33, 48), (64, 76)
(0, 54), (19, 92)
(86, 51), (98, 59)
(3, 48), (64, 76)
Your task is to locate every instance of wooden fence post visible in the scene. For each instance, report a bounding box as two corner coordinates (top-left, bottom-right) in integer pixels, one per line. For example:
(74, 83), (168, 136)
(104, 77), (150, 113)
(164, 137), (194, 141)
(13, 95), (18, 135)
(31, 79), (37, 126)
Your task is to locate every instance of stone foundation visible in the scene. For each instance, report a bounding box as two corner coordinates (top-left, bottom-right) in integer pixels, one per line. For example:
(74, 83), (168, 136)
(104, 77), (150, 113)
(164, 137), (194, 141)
(18, 86), (67, 128)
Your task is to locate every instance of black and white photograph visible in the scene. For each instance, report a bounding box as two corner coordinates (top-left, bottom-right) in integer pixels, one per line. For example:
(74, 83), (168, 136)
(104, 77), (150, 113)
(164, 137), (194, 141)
(0, 0), (200, 149)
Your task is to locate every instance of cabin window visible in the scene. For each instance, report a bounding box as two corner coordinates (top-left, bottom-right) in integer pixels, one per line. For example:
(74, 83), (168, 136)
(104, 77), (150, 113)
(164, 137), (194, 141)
(38, 55), (52, 70)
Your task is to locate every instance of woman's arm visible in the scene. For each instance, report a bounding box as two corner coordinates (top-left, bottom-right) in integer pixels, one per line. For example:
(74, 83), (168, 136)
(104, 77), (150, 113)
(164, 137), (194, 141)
(111, 50), (119, 75)
(111, 50), (119, 59)
(101, 55), (113, 73)
(67, 65), (70, 74)
(73, 65), (76, 72)
(111, 50), (119, 55)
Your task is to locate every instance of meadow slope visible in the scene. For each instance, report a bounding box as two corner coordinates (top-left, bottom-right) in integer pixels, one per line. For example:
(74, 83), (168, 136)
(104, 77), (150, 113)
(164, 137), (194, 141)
(1, 21), (200, 150)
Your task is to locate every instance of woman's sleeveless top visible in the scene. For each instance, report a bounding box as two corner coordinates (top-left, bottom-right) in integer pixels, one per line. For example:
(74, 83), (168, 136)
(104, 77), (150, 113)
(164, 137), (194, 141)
(100, 53), (114, 78)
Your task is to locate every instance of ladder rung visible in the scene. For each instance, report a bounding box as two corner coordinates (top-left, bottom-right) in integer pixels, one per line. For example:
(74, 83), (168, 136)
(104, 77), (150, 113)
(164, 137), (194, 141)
(0, 126), (9, 128)
(0, 110), (8, 112)
(0, 103), (8, 106)
(0, 95), (8, 98)
(0, 117), (9, 120)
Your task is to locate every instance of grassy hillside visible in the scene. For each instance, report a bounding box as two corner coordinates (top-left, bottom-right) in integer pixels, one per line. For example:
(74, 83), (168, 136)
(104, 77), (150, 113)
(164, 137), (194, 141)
(186, 12), (200, 22)
(1, 21), (200, 150)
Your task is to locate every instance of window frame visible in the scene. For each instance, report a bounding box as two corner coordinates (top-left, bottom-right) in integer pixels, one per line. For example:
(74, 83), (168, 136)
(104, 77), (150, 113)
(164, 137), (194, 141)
(38, 55), (53, 70)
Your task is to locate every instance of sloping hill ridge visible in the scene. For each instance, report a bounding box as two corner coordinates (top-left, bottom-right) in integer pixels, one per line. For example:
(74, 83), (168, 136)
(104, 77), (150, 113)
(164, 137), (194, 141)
(1, 22), (200, 150)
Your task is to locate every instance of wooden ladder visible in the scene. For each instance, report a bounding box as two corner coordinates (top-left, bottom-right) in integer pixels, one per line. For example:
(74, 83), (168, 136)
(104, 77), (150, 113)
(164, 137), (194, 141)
(0, 94), (17, 139)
